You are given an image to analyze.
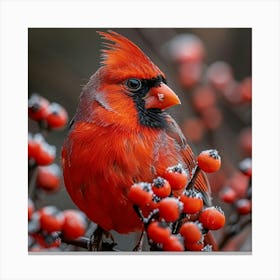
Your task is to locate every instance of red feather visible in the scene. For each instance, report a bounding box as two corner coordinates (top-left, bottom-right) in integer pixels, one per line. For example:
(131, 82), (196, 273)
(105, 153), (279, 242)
(98, 30), (165, 81)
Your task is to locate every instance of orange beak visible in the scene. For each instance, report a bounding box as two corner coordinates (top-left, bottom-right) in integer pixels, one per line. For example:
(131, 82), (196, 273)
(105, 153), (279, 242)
(144, 83), (181, 110)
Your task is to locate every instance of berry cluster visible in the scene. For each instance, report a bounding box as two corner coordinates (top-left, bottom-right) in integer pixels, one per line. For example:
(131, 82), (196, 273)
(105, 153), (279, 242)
(28, 206), (87, 251)
(28, 94), (68, 130)
(219, 157), (252, 215)
(128, 150), (225, 251)
(217, 156), (252, 250)
(164, 31), (251, 251)
(28, 94), (87, 251)
(28, 93), (68, 193)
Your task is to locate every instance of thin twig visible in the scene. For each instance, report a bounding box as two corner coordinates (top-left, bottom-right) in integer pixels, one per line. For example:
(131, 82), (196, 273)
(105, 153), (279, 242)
(219, 216), (251, 249)
(133, 205), (159, 228)
(186, 165), (201, 190)
(28, 161), (38, 202)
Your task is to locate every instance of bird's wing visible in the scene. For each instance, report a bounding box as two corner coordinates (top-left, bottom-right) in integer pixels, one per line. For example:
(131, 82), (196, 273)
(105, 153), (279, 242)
(165, 114), (212, 206)
(165, 114), (187, 149)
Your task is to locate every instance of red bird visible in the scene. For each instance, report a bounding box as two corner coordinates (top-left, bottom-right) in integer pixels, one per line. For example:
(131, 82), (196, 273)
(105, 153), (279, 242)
(62, 31), (211, 237)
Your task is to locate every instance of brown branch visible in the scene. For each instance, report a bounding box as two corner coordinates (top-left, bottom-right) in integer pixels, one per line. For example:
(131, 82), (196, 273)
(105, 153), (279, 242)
(60, 235), (119, 252)
(219, 215), (251, 249)
(61, 236), (90, 250)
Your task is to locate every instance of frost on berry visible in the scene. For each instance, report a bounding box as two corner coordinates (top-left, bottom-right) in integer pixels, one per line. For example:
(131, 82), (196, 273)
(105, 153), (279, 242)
(152, 177), (171, 198)
(166, 163), (184, 174)
(33, 133), (45, 144)
(166, 33), (205, 63)
(163, 163), (189, 191)
(235, 199), (251, 215)
(199, 206), (225, 230)
(238, 158), (252, 177)
(180, 189), (204, 214)
(62, 209), (87, 240)
(41, 142), (56, 156)
(208, 149), (220, 160)
(28, 94), (50, 121)
(206, 61), (233, 91)
(152, 177), (166, 188)
(197, 149), (221, 173)
(128, 182), (153, 207)
(219, 186), (237, 204)
(46, 102), (68, 129)
(147, 221), (171, 244)
(158, 197), (183, 222)
(37, 163), (61, 191)
(28, 212), (41, 233)
(184, 188), (203, 199)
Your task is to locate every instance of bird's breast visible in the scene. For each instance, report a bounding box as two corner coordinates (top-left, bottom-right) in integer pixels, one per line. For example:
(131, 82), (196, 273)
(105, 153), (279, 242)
(62, 121), (182, 232)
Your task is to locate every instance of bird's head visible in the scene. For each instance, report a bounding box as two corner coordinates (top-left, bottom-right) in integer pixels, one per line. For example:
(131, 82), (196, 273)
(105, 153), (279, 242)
(78, 31), (181, 129)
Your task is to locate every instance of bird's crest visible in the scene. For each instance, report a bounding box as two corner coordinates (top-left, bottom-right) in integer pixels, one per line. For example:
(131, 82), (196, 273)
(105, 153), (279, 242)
(97, 30), (165, 81)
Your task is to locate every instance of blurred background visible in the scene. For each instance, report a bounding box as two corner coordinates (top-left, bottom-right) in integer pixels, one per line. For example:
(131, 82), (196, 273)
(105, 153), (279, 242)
(28, 28), (252, 251)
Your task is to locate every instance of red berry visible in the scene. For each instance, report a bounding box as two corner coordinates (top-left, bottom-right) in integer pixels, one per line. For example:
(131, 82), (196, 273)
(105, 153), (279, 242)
(152, 177), (171, 198)
(179, 222), (202, 244)
(29, 133), (56, 165)
(162, 235), (184, 251)
(162, 164), (188, 191)
(36, 164), (61, 192)
(128, 183), (153, 207)
(227, 171), (249, 198)
(28, 198), (35, 220)
(197, 149), (221, 173)
(238, 158), (252, 177)
(158, 197), (182, 222)
(62, 210), (87, 240)
(178, 62), (203, 89)
(28, 94), (50, 121)
(199, 207), (225, 230)
(147, 221), (171, 244)
(180, 190), (203, 214)
(168, 34), (205, 64)
(206, 61), (233, 92)
(141, 198), (159, 217)
(239, 77), (252, 103)
(200, 106), (223, 131)
(35, 141), (56, 166)
(46, 103), (68, 129)
(238, 127), (252, 157)
(219, 187), (237, 204)
(182, 118), (205, 143)
(28, 133), (41, 160)
(192, 85), (216, 112)
(32, 232), (61, 249)
(236, 199), (251, 215)
(185, 241), (204, 251)
(39, 206), (65, 233)
(223, 81), (242, 104)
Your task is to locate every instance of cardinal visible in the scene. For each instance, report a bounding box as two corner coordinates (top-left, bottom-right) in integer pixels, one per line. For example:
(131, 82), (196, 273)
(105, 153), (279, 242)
(62, 31), (212, 248)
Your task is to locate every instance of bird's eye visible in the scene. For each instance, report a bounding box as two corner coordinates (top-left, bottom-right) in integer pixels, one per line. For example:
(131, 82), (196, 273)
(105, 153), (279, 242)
(125, 78), (142, 92)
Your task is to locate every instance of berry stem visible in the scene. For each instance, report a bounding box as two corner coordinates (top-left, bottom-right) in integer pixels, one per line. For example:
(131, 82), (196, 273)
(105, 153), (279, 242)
(28, 161), (38, 204)
(186, 164), (201, 190)
(38, 120), (49, 138)
(172, 212), (186, 234)
(133, 205), (159, 228)
(133, 231), (145, 251)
